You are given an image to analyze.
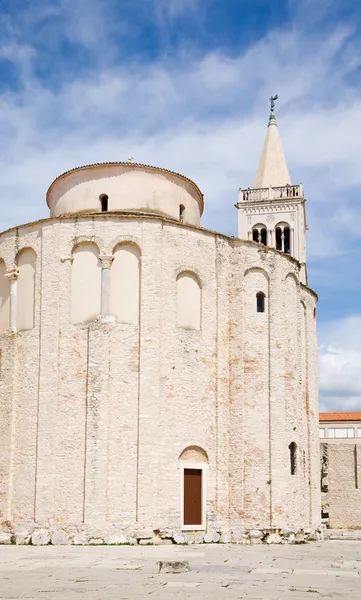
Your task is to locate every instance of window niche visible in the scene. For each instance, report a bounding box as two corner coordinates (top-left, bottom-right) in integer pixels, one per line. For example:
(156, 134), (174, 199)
(71, 243), (101, 324)
(179, 204), (185, 222)
(16, 248), (36, 331)
(176, 271), (201, 330)
(256, 292), (265, 313)
(100, 194), (109, 212)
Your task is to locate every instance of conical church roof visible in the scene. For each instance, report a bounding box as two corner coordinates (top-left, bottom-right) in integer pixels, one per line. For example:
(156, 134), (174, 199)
(253, 99), (291, 189)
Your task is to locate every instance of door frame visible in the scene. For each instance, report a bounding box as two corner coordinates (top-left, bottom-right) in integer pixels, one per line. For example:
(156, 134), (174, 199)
(179, 462), (207, 531)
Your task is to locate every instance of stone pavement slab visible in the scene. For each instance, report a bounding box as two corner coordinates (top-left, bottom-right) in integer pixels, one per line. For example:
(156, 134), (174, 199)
(0, 541), (361, 599)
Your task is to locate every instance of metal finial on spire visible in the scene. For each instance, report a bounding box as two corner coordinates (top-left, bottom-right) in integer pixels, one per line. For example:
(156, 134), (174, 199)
(268, 94), (278, 124)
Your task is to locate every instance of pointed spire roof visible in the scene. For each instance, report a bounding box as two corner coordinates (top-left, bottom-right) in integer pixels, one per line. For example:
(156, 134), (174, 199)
(253, 95), (291, 189)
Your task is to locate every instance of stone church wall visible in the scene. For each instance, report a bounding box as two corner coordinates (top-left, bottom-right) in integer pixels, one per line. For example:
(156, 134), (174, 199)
(0, 213), (320, 544)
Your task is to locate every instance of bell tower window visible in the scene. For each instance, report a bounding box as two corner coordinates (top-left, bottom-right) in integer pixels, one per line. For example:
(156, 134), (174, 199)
(179, 204), (185, 222)
(252, 224), (267, 245)
(275, 223), (290, 254)
(100, 194), (108, 212)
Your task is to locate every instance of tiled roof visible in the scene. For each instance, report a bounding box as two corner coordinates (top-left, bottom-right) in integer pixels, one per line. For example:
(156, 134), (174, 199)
(319, 412), (361, 422)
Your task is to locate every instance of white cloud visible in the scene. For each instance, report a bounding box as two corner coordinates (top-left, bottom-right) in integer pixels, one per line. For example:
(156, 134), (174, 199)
(318, 316), (361, 412)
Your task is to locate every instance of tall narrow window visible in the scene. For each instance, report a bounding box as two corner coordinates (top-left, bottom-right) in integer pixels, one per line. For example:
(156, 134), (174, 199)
(100, 194), (108, 212)
(179, 204), (185, 222)
(289, 442), (297, 475)
(256, 292), (265, 313)
(177, 272), (201, 330)
(16, 248), (36, 331)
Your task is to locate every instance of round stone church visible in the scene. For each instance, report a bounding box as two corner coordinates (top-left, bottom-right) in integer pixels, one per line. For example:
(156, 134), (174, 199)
(0, 103), (321, 545)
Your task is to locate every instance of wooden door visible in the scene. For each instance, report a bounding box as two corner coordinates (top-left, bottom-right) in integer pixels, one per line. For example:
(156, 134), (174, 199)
(184, 468), (202, 525)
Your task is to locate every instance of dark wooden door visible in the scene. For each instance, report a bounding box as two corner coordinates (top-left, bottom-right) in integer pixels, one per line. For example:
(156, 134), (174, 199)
(184, 468), (202, 525)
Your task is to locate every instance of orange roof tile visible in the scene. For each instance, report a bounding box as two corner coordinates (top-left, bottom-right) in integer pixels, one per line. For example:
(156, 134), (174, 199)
(319, 412), (361, 422)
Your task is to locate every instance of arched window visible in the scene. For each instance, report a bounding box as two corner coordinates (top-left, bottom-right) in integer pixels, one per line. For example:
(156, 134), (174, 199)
(0, 260), (10, 334)
(71, 243), (101, 324)
(110, 243), (140, 324)
(252, 224), (267, 245)
(275, 223), (291, 254)
(16, 248), (36, 331)
(100, 194), (108, 212)
(179, 204), (185, 222)
(256, 292), (265, 313)
(177, 271), (201, 330)
(289, 442), (297, 475)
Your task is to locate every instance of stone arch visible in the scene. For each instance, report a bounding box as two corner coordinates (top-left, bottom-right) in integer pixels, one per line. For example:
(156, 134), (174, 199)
(110, 242), (141, 325)
(175, 265), (203, 287)
(72, 235), (104, 255)
(178, 445), (209, 463)
(176, 271), (201, 330)
(285, 271), (299, 286)
(71, 242), (101, 324)
(16, 247), (37, 331)
(0, 259), (10, 334)
(110, 236), (141, 255)
(244, 266), (270, 281)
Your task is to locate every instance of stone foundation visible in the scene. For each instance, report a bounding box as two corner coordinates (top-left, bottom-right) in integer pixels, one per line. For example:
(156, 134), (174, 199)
(0, 522), (325, 546)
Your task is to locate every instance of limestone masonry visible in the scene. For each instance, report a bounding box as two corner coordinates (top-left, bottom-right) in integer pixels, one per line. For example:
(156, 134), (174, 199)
(0, 102), (321, 545)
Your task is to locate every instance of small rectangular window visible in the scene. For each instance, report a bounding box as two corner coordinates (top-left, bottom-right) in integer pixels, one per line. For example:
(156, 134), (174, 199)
(358, 428), (361, 438)
(256, 292), (265, 313)
(335, 428), (347, 438)
(327, 428), (335, 438)
(347, 428), (354, 438)
(319, 428), (325, 438)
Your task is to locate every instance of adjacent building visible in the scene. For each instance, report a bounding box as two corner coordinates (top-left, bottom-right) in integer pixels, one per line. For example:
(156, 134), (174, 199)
(320, 412), (361, 529)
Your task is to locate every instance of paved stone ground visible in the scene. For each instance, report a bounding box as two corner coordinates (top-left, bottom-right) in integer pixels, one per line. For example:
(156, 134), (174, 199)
(1, 541), (361, 599)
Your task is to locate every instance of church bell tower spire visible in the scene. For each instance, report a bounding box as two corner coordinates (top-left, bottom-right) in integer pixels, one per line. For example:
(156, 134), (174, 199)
(236, 96), (308, 283)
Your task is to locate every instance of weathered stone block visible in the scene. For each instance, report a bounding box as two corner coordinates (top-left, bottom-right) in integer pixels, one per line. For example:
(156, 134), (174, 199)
(88, 537), (104, 545)
(135, 529), (153, 540)
(249, 530), (263, 539)
(107, 535), (128, 545)
(220, 532), (231, 544)
(0, 532), (13, 545)
(266, 533), (282, 544)
(173, 534), (186, 545)
(204, 531), (220, 543)
(31, 530), (50, 546)
(15, 532), (31, 545)
(157, 560), (190, 574)
(51, 530), (69, 545)
(73, 534), (88, 545)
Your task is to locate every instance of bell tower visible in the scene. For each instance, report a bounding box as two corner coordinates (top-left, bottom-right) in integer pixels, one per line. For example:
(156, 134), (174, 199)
(236, 96), (308, 282)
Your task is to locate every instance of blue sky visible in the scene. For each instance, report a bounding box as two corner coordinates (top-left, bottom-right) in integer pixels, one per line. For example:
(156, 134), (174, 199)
(0, 0), (360, 411)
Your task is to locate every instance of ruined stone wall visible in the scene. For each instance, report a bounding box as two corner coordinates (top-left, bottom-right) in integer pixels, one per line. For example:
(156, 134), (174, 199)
(0, 213), (320, 543)
(321, 442), (361, 529)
